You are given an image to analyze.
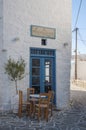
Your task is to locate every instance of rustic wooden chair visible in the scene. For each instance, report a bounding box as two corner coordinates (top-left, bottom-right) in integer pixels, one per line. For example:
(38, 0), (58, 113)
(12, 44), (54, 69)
(27, 88), (35, 116)
(48, 90), (54, 116)
(35, 93), (50, 122)
(27, 88), (35, 101)
(18, 90), (32, 118)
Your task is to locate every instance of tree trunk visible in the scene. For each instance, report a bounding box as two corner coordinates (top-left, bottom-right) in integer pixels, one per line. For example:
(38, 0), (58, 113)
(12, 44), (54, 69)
(15, 80), (18, 94)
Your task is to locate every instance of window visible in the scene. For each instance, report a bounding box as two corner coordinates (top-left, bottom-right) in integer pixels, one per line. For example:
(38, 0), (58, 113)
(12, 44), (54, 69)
(30, 48), (55, 57)
(41, 39), (47, 45)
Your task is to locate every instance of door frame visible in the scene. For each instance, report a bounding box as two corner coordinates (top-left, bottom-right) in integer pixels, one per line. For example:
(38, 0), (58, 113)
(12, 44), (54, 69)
(30, 47), (56, 102)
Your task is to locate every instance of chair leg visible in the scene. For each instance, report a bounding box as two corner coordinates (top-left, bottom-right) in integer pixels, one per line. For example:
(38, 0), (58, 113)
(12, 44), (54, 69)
(26, 104), (29, 113)
(26, 104), (31, 117)
(18, 105), (22, 118)
(29, 104), (32, 117)
(44, 108), (48, 122)
(38, 108), (41, 122)
(46, 108), (48, 122)
(51, 104), (53, 116)
(44, 108), (46, 119)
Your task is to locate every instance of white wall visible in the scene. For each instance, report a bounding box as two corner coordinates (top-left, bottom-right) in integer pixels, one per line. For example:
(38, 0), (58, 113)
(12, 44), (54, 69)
(71, 60), (86, 80)
(0, 0), (3, 50)
(0, 0), (9, 110)
(0, 0), (72, 110)
(77, 61), (86, 80)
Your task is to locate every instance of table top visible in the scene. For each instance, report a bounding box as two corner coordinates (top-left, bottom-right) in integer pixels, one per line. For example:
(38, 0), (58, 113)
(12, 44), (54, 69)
(30, 94), (46, 98)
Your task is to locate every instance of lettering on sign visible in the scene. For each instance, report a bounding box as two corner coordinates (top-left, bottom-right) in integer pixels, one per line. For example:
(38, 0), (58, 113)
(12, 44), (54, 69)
(31, 25), (56, 39)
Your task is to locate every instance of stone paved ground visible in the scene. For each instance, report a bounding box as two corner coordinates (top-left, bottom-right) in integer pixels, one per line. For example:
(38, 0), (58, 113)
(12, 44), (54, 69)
(0, 84), (86, 130)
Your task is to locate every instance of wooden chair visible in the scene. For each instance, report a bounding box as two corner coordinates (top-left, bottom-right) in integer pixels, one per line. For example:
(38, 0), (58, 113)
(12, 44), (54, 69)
(27, 88), (35, 100)
(27, 88), (35, 116)
(18, 90), (22, 118)
(48, 90), (54, 116)
(18, 90), (31, 118)
(35, 93), (50, 122)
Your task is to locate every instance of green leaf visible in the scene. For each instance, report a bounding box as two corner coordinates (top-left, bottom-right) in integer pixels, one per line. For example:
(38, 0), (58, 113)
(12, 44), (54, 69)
(4, 57), (26, 93)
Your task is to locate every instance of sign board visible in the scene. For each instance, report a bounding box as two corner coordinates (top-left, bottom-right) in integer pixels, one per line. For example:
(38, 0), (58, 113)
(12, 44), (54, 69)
(31, 25), (56, 39)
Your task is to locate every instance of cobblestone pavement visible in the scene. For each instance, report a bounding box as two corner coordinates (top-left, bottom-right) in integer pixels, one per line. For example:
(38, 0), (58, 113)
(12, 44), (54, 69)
(0, 84), (86, 130)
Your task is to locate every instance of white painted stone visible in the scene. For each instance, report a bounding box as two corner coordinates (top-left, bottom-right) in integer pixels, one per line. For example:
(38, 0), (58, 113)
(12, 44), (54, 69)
(71, 60), (86, 80)
(0, 0), (72, 110)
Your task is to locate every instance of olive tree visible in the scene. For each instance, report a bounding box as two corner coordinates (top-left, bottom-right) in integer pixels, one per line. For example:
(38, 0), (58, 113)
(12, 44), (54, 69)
(4, 57), (26, 94)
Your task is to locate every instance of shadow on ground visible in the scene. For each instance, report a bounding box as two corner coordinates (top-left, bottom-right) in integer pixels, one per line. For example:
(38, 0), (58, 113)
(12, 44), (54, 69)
(70, 90), (86, 109)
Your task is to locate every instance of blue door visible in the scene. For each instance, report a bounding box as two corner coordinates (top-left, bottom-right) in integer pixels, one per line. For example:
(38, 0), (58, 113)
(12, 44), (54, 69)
(30, 48), (56, 94)
(42, 58), (55, 93)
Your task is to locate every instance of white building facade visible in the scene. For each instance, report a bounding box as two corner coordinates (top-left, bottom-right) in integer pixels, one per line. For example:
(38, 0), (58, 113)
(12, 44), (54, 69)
(71, 58), (86, 80)
(0, 0), (72, 110)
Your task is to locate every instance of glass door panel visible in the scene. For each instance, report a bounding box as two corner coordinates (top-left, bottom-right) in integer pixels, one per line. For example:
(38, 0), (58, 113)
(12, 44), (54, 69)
(30, 48), (56, 103)
(31, 58), (40, 93)
(32, 68), (40, 75)
(44, 59), (52, 92)
(30, 57), (55, 94)
(32, 59), (40, 66)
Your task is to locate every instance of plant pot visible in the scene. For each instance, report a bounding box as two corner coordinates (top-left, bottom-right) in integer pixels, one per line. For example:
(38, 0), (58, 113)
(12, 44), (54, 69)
(13, 94), (19, 114)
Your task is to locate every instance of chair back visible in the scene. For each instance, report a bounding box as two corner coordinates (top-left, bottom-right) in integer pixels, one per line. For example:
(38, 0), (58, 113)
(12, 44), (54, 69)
(48, 90), (54, 103)
(27, 88), (35, 101)
(39, 93), (50, 106)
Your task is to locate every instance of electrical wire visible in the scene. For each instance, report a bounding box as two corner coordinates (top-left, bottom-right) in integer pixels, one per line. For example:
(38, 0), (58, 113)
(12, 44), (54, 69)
(78, 30), (86, 47)
(74, 0), (82, 27)
(72, 37), (86, 42)
(72, 29), (86, 54)
(79, 28), (86, 30)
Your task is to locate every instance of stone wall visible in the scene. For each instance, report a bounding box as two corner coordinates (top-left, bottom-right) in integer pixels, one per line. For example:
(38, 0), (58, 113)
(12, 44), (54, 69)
(71, 60), (86, 80)
(0, 0), (3, 50)
(0, 0), (72, 110)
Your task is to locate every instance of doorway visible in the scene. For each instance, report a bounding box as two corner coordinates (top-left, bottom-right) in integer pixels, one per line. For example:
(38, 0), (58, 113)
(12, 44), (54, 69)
(30, 48), (56, 94)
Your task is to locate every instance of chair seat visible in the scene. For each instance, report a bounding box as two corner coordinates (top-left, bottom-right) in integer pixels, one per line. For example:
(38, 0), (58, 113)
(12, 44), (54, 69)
(36, 104), (48, 108)
(23, 101), (31, 105)
(29, 98), (38, 102)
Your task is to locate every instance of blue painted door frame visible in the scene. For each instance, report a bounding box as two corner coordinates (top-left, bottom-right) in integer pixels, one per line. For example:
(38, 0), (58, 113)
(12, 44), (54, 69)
(30, 48), (56, 102)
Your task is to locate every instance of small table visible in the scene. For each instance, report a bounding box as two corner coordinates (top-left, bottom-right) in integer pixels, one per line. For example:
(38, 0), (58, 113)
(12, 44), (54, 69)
(30, 94), (46, 98)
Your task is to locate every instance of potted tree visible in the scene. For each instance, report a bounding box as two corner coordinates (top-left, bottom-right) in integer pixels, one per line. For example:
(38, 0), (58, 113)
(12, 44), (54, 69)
(4, 57), (26, 94)
(4, 57), (26, 113)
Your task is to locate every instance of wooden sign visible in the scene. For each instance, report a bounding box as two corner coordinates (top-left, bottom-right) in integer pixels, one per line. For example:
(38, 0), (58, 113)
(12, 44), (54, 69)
(31, 25), (56, 39)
